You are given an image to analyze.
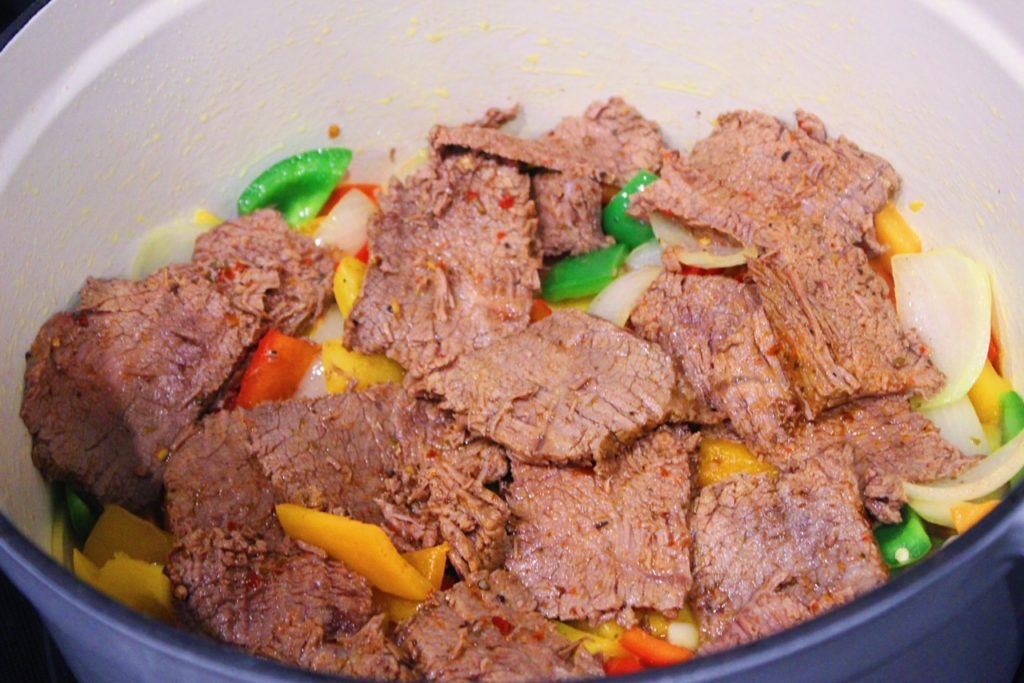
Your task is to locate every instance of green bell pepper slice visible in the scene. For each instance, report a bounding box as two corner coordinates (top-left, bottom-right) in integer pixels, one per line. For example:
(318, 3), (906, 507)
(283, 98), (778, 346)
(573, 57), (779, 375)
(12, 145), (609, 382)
(602, 170), (659, 249)
(542, 244), (628, 303)
(1002, 390), (1024, 488)
(874, 506), (932, 568)
(65, 485), (98, 544)
(238, 147), (353, 228)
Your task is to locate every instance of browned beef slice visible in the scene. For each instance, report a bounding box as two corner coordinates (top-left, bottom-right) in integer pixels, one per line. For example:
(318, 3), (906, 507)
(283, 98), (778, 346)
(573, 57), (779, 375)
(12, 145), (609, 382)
(345, 154), (539, 380)
(21, 266), (264, 512)
(749, 242), (944, 416)
(506, 426), (697, 622)
(532, 172), (611, 256)
(785, 396), (977, 523)
(423, 309), (677, 466)
(191, 209), (334, 336)
(397, 570), (602, 682)
(690, 450), (887, 653)
(630, 272), (795, 450)
(166, 527), (377, 673)
(165, 385), (510, 576)
(307, 614), (416, 681)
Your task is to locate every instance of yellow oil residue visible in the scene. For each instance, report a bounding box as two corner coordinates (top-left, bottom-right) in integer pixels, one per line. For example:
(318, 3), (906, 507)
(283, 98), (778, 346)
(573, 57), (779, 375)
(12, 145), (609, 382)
(434, 87), (450, 98)
(655, 80), (712, 98)
(407, 26), (418, 37)
(479, 20), (491, 31)
(522, 66), (592, 78)
(815, 94), (829, 104)
(378, 94), (399, 105)
(426, 33), (445, 43)
(536, 36), (552, 46)
(526, 53), (541, 64)
(909, 200), (925, 213)
(193, 208), (223, 226)
(976, 212), (986, 228)
(984, 199), (996, 214)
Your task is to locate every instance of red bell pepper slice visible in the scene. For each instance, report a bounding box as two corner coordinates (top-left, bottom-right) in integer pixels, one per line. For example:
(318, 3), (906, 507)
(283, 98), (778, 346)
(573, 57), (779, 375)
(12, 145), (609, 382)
(603, 656), (646, 676)
(235, 330), (319, 409)
(619, 626), (694, 667)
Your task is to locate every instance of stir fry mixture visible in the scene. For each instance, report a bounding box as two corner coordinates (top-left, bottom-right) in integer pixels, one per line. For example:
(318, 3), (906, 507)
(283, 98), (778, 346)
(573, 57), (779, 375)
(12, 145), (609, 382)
(20, 98), (1024, 680)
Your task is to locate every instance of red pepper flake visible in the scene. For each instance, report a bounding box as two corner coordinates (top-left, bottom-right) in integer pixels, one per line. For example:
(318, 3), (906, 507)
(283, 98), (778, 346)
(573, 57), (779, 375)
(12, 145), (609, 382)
(499, 194), (515, 210)
(243, 570), (263, 591)
(496, 231), (507, 241)
(766, 343), (780, 356)
(355, 243), (370, 264)
(328, 123), (341, 139)
(659, 466), (671, 478)
(531, 629), (546, 642)
(492, 616), (514, 636)
(426, 448), (440, 460)
(217, 261), (248, 284)
(466, 190), (480, 202)
(530, 298), (553, 323)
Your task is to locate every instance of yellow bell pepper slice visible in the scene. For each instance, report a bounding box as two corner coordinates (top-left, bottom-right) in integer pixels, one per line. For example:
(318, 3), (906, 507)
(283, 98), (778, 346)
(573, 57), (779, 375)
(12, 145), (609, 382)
(951, 500), (1000, 535)
(322, 341), (404, 392)
(334, 256), (367, 317)
(554, 621), (630, 658)
(875, 203), (922, 272)
(275, 504), (432, 601)
(78, 551), (174, 623)
(375, 543), (449, 622)
(73, 548), (101, 585)
(549, 297), (593, 312)
(697, 438), (778, 488)
(83, 505), (175, 566)
(969, 360), (1013, 426)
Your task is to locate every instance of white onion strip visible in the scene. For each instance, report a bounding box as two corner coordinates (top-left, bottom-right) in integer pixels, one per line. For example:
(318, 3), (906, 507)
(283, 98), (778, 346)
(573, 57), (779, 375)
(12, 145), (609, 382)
(587, 266), (662, 327)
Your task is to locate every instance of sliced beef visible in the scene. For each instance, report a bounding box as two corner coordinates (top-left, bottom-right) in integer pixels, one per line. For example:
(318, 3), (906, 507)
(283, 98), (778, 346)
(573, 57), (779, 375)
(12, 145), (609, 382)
(166, 527), (377, 673)
(21, 266), (265, 511)
(308, 615), (416, 681)
(749, 241), (944, 415)
(164, 385), (510, 576)
(630, 272), (796, 450)
(506, 426), (697, 623)
(345, 154), (539, 380)
(690, 449), (887, 653)
(423, 309), (677, 466)
(397, 570), (602, 681)
(784, 396), (977, 523)
(532, 172), (610, 256)
(191, 209), (335, 336)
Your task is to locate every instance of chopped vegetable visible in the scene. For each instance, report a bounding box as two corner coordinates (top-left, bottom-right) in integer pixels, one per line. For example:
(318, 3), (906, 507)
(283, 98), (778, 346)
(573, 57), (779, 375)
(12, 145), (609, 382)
(969, 360), (1013, 425)
(73, 548), (100, 584)
(619, 626), (694, 667)
(238, 148), (353, 228)
(874, 507), (932, 568)
(603, 656), (646, 676)
(892, 248), (991, 408)
(309, 307), (346, 344)
(235, 330), (320, 409)
(88, 552), (174, 623)
(587, 265), (662, 327)
(625, 240), (663, 271)
(666, 621), (699, 651)
(530, 298), (553, 322)
(697, 437), (778, 488)
(649, 212), (757, 268)
(275, 503), (433, 601)
(904, 427), (1024, 502)
(83, 505), (175, 566)
(375, 543), (449, 622)
(541, 244), (628, 303)
(642, 611), (670, 638)
(602, 170), (659, 248)
(907, 497), (955, 527)
(550, 297), (594, 312)
(593, 621), (626, 641)
(951, 500), (1000, 534)
(554, 622), (630, 658)
(322, 341), (405, 392)
(1000, 390), (1024, 444)
(919, 396), (990, 456)
(874, 203), (922, 272)
(65, 486), (98, 543)
(334, 256), (368, 317)
(316, 185), (378, 254)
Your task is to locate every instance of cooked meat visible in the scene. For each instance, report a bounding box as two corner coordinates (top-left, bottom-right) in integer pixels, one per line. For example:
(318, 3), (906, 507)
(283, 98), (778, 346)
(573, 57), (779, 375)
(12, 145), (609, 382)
(166, 527), (376, 672)
(472, 104), (522, 129)
(21, 266), (265, 512)
(532, 172), (611, 257)
(191, 209), (335, 336)
(690, 448), (888, 652)
(164, 385), (510, 576)
(308, 615), (416, 681)
(506, 426), (698, 622)
(397, 570), (602, 681)
(749, 242), (944, 416)
(784, 396), (978, 523)
(630, 272), (795, 450)
(345, 154), (539, 380)
(423, 309), (678, 466)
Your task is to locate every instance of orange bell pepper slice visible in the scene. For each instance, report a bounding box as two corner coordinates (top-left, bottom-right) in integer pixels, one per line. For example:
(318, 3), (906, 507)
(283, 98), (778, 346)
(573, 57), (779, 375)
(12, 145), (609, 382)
(235, 330), (319, 409)
(604, 656), (646, 676)
(619, 626), (694, 667)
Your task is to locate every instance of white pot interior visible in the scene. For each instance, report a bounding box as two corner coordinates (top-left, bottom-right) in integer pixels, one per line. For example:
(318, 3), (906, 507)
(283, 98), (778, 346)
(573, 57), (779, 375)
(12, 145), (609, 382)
(2, 0), (1024, 553)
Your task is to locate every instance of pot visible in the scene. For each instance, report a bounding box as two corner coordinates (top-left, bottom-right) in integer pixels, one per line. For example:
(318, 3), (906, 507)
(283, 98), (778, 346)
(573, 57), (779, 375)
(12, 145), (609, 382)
(1, 1), (1023, 681)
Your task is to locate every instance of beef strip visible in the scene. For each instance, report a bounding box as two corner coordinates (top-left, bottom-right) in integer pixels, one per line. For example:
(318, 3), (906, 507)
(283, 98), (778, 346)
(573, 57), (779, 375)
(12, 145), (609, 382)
(782, 396), (977, 523)
(690, 446), (888, 653)
(423, 309), (678, 466)
(21, 266), (265, 511)
(191, 209), (335, 336)
(345, 154), (539, 380)
(397, 570), (602, 682)
(506, 426), (697, 623)
(630, 272), (795, 450)
(165, 527), (379, 674)
(307, 614), (416, 681)
(532, 171), (611, 256)
(749, 241), (944, 416)
(164, 385), (510, 576)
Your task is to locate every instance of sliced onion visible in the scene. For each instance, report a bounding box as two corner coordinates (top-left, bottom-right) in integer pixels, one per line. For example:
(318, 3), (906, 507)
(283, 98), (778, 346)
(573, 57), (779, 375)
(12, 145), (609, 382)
(893, 248), (991, 408)
(309, 307), (346, 343)
(294, 355), (328, 399)
(625, 240), (663, 271)
(918, 395), (990, 457)
(909, 488), (1005, 528)
(667, 621), (699, 650)
(131, 221), (212, 280)
(316, 188), (378, 254)
(903, 428), (1024, 503)
(587, 266), (662, 327)
(649, 212), (757, 268)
